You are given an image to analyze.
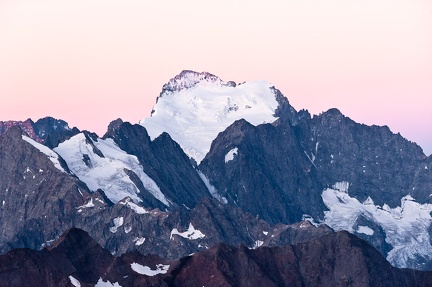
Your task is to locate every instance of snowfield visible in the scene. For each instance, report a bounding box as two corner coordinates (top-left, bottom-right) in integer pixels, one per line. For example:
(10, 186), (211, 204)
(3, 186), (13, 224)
(323, 181), (432, 268)
(140, 71), (279, 163)
(170, 223), (205, 240)
(130, 263), (170, 276)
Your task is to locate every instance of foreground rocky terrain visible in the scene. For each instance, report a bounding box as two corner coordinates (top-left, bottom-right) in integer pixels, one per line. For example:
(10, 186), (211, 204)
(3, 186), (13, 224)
(1, 227), (431, 287)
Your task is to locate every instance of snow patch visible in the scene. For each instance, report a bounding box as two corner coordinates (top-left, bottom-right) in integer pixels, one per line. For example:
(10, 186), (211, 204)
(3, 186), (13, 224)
(130, 263), (170, 276)
(109, 217), (124, 233)
(363, 196), (374, 205)
(300, 221), (311, 228)
(77, 198), (94, 209)
(357, 226), (374, 236)
(22, 135), (66, 173)
(253, 240), (264, 249)
(69, 276), (81, 287)
(301, 214), (319, 226)
(95, 278), (122, 287)
(263, 231), (268, 235)
(332, 181), (350, 193)
(225, 147), (238, 163)
(198, 171), (227, 204)
(140, 77), (279, 163)
(170, 223), (205, 240)
(120, 198), (149, 214)
(322, 182), (432, 268)
(133, 237), (146, 246)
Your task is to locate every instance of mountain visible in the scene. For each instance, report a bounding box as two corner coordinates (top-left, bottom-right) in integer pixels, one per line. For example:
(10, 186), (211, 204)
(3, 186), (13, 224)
(0, 125), (318, 260)
(198, 105), (432, 268)
(139, 70), (296, 163)
(1, 227), (431, 287)
(1, 70), (432, 272)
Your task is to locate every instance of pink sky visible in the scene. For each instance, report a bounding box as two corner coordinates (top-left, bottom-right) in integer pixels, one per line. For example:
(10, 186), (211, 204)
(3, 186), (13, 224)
(1, 0), (431, 154)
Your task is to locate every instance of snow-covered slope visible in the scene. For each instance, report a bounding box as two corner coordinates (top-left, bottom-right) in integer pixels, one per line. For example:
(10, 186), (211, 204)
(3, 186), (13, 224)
(54, 133), (168, 205)
(140, 70), (280, 163)
(22, 135), (67, 173)
(322, 181), (432, 269)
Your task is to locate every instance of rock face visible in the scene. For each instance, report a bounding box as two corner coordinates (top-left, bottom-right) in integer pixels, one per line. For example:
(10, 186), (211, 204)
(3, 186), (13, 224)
(295, 108), (427, 207)
(1, 227), (431, 287)
(199, 118), (327, 225)
(0, 127), (91, 252)
(32, 117), (80, 148)
(0, 117), (80, 148)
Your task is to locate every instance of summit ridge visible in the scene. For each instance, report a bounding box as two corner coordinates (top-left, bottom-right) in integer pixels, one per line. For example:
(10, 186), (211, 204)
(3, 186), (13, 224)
(159, 70), (235, 96)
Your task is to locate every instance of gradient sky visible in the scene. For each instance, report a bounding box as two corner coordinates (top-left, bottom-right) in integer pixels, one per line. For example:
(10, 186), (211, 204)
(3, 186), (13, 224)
(1, 0), (431, 154)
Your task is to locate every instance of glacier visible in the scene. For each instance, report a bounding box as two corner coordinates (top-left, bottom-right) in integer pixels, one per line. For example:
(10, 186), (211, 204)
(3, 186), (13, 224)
(140, 71), (279, 163)
(323, 181), (432, 269)
(54, 133), (168, 205)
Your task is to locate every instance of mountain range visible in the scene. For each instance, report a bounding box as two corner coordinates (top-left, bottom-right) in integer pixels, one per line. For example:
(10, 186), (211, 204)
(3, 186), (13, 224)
(1, 70), (431, 286)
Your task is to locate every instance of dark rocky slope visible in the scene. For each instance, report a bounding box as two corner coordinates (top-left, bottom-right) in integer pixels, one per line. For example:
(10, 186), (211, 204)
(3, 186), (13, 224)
(1, 227), (431, 287)
(104, 119), (211, 210)
(0, 127), (92, 252)
(295, 108), (428, 206)
(199, 118), (326, 225)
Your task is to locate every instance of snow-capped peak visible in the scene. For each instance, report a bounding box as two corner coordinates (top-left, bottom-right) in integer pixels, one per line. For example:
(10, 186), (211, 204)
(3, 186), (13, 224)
(140, 71), (281, 163)
(160, 70), (235, 96)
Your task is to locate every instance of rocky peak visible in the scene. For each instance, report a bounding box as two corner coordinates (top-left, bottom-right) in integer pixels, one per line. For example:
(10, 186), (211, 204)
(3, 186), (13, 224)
(0, 117), (79, 148)
(33, 117), (80, 148)
(271, 86), (298, 125)
(323, 107), (344, 117)
(105, 118), (124, 138)
(33, 117), (72, 133)
(160, 70), (235, 97)
(0, 119), (42, 143)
